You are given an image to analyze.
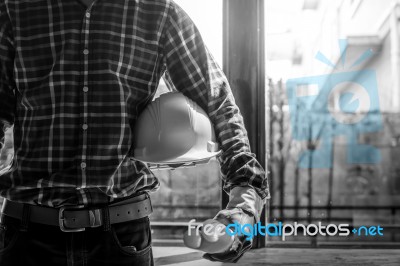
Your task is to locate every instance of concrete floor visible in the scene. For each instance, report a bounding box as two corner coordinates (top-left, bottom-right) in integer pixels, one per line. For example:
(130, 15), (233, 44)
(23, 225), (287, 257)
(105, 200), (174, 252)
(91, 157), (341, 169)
(153, 247), (400, 266)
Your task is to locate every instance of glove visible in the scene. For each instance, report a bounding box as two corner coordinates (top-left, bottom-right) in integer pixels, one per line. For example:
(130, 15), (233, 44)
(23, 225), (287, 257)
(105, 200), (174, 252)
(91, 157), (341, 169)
(202, 207), (254, 263)
(202, 186), (265, 263)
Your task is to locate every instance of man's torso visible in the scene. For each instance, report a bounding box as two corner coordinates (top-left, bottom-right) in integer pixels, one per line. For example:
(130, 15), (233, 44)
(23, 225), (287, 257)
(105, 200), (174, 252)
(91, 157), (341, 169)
(1, 0), (174, 206)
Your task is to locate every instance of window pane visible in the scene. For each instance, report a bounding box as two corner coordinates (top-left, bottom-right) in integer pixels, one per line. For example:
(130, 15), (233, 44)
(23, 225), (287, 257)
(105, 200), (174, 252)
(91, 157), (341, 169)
(266, 0), (400, 245)
(174, 0), (223, 66)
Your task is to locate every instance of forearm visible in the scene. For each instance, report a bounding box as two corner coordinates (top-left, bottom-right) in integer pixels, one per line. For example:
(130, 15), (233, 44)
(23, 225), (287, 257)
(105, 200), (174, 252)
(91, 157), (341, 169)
(163, 1), (269, 200)
(225, 186), (266, 222)
(203, 53), (269, 200)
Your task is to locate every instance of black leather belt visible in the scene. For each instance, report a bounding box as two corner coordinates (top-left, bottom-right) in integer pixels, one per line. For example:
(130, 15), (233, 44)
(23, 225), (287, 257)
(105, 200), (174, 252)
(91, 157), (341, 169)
(1, 194), (152, 232)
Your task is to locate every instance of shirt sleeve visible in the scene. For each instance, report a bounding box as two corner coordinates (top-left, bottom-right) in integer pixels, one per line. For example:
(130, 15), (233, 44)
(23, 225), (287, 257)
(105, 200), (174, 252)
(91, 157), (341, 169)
(0, 1), (16, 150)
(162, 1), (270, 200)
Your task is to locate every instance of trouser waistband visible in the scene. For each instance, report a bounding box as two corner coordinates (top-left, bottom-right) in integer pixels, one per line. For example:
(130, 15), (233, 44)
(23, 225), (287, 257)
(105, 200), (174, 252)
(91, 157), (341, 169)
(1, 193), (152, 232)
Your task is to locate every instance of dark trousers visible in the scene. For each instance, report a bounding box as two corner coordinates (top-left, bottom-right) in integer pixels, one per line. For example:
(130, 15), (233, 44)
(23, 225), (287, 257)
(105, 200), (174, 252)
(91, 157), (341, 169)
(0, 213), (154, 266)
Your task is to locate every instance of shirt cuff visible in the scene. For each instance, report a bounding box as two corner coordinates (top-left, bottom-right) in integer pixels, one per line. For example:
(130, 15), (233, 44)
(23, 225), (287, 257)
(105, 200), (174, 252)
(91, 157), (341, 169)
(225, 186), (266, 223)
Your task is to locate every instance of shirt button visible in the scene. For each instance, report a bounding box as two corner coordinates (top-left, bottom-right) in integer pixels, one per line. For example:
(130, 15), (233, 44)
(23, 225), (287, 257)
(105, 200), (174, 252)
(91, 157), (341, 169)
(83, 49), (89, 55)
(85, 12), (91, 18)
(83, 86), (89, 93)
(81, 162), (87, 169)
(82, 124), (88, 130)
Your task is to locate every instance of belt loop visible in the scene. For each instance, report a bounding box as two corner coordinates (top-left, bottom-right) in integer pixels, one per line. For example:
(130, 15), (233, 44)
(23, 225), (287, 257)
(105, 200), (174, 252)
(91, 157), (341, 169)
(102, 206), (111, 232)
(20, 204), (31, 232)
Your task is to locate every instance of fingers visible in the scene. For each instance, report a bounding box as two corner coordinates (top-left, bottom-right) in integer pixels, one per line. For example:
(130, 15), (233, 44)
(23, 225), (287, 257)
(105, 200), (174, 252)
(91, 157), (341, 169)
(202, 208), (255, 262)
(202, 239), (253, 263)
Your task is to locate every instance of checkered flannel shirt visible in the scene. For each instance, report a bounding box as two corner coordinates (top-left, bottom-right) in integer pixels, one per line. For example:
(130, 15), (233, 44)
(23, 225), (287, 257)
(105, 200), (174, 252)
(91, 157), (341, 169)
(0, 0), (269, 207)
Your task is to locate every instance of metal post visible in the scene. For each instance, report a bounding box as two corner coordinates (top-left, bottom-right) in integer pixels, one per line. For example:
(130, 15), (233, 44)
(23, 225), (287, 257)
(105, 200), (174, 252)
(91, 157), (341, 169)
(223, 0), (266, 248)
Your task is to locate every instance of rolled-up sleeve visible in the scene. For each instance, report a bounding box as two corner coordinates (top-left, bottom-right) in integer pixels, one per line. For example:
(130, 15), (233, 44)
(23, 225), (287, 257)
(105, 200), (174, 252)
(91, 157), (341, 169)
(0, 1), (15, 150)
(162, 1), (270, 200)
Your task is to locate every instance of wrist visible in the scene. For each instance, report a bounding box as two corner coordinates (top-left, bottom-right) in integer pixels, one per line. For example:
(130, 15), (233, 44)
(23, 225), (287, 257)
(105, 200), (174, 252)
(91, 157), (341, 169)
(225, 186), (265, 223)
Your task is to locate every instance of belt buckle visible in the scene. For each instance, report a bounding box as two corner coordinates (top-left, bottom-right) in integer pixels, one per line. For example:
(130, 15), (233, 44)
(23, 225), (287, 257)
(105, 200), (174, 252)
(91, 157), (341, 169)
(59, 205), (86, 232)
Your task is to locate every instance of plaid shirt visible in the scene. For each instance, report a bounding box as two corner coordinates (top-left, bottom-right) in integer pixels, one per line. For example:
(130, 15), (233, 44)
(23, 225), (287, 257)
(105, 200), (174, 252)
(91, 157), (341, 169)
(0, 0), (269, 207)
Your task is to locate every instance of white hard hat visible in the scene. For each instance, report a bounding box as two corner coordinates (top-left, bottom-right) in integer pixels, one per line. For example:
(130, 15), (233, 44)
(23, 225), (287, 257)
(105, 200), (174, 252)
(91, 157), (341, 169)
(132, 92), (221, 168)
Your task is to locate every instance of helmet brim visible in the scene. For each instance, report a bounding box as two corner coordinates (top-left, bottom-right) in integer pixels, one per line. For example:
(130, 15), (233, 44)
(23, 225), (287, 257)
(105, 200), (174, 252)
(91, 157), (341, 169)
(132, 150), (222, 165)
